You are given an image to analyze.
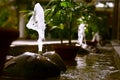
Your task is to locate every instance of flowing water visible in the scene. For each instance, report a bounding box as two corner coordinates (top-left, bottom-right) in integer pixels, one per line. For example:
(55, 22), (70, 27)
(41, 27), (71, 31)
(0, 43), (120, 80)
(58, 45), (120, 80)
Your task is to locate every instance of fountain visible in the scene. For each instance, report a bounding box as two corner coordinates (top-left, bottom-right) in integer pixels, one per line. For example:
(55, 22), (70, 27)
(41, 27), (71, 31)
(77, 23), (102, 52)
(26, 3), (66, 71)
(26, 3), (46, 53)
(3, 3), (66, 79)
(77, 23), (87, 49)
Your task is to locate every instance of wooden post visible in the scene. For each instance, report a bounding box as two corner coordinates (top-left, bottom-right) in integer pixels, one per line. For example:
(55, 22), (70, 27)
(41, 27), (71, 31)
(112, 0), (119, 40)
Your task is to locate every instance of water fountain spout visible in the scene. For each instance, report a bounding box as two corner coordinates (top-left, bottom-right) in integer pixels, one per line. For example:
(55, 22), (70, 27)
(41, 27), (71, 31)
(26, 3), (46, 54)
(77, 23), (87, 48)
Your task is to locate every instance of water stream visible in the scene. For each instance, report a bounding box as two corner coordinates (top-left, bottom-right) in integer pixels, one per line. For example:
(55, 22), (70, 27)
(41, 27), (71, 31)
(58, 45), (120, 80)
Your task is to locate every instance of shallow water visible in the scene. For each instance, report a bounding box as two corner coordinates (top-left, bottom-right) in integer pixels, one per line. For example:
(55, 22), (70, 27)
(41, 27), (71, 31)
(59, 46), (120, 80)
(1, 44), (120, 80)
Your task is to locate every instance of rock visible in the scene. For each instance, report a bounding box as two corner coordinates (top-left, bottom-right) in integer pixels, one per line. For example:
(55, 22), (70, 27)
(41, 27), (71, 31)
(43, 51), (67, 72)
(4, 52), (61, 79)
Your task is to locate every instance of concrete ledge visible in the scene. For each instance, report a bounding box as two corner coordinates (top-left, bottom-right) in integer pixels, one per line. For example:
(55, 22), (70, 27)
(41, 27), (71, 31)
(11, 40), (77, 47)
(111, 41), (120, 70)
(111, 41), (120, 56)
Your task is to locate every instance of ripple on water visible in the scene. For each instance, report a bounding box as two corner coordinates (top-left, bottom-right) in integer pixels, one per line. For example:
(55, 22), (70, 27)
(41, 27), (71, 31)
(59, 46), (120, 80)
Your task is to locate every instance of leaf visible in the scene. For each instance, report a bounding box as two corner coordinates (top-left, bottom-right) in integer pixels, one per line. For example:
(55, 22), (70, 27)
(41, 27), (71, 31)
(59, 23), (64, 30)
(50, 26), (58, 30)
(60, 1), (68, 7)
(50, 23), (64, 30)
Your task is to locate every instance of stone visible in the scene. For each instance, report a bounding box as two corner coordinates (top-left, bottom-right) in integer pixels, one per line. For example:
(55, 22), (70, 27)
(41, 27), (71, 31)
(4, 52), (61, 79)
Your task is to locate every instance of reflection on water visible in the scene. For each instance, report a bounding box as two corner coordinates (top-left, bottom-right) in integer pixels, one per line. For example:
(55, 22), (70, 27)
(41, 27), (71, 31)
(59, 46), (120, 80)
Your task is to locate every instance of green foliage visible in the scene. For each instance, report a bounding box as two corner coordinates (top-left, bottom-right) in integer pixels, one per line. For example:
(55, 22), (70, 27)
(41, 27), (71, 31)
(0, 0), (18, 29)
(45, 0), (79, 43)
(45, 0), (99, 40)
(45, 0), (76, 28)
(0, 10), (9, 26)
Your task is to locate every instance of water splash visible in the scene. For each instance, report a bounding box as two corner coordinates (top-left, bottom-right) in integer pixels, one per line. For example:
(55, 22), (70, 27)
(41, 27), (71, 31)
(26, 3), (46, 52)
(77, 23), (87, 48)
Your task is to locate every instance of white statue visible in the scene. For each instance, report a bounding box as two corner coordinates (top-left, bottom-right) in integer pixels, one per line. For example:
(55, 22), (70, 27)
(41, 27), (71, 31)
(78, 23), (87, 48)
(26, 3), (46, 53)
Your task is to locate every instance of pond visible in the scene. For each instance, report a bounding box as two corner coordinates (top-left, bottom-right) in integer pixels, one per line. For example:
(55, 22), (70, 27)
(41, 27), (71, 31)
(59, 46), (120, 80)
(0, 43), (120, 80)
(48, 43), (120, 80)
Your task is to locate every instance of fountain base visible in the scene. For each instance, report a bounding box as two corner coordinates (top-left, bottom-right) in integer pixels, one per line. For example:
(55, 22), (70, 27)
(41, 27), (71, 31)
(53, 44), (80, 60)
